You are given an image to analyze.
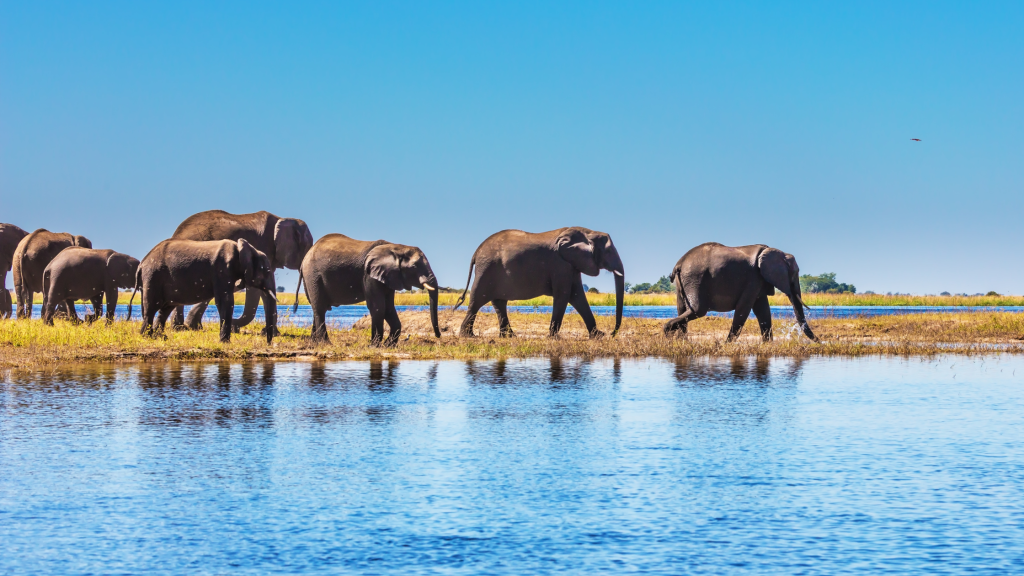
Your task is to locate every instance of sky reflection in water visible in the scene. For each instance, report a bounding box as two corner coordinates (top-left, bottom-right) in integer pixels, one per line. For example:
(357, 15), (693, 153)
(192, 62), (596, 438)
(1, 357), (1023, 573)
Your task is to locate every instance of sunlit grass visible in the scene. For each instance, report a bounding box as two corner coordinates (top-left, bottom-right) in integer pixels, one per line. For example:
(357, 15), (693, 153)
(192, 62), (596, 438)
(2, 310), (1023, 369)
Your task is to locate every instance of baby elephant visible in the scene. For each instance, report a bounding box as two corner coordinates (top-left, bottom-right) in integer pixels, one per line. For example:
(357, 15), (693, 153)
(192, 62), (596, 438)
(296, 234), (441, 346)
(133, 238), (277, 343)
(42, 248), (140, 325)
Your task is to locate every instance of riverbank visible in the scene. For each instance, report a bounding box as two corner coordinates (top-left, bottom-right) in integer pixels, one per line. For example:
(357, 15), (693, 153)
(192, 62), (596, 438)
(21, 292), (1024, 307)
(2, 311), (1023, 368)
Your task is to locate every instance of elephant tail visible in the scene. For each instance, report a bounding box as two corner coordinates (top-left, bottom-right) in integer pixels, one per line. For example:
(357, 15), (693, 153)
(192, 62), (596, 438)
(291, 270), (304, 314)
(450, 257), (476, 311)
(126, 268), (141, 321)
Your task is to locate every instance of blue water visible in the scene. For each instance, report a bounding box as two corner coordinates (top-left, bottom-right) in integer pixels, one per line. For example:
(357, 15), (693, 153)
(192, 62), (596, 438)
(2, 357), (1023, 573)
(26, 303), (1024, 329)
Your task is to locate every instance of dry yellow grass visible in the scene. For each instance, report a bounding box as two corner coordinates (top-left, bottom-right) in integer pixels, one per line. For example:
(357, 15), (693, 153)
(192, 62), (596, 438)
(1, 309), (1022, 369)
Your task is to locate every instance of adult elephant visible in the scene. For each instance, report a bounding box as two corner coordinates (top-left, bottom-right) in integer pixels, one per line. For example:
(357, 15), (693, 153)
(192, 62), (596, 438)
(296, 234), (441, 346)
(0, 223), (29, 319)
(133, 239), (277, 343)
(453, 227), (625, 339)
(12, 229), (93, 320)
(169, 210), (314, 334)
(663, 242), (819, 342)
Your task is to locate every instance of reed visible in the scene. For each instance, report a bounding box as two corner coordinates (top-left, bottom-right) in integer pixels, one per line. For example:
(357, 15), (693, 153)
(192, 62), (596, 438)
(2, 310), (1022, 369)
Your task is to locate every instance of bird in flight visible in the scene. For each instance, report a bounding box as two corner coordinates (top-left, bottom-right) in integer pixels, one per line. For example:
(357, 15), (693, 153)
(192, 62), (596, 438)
(911, 138), (922, 141)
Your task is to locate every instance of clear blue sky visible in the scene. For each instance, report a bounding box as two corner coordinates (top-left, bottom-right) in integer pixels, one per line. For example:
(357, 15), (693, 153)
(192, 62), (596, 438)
(2, 2), (1021, 295)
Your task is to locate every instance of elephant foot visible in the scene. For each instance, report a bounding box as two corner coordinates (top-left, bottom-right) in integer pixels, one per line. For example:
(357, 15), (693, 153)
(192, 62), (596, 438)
(588, 329), (606, 340)
(261, 326), (280, 338)
(499, 330), (515, 338)
(171, 324), (191, 332)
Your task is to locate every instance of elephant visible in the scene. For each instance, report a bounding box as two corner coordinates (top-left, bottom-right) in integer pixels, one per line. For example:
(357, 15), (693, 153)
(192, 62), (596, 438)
(0, 223), (29, 319)
(169, 210), (314, 334)
(12, 229), (93, 320)
(295, 234), (441, 346)
(453, 227), (625, 339)
(132, 238), (277, 343)
(42, 248), (140, 326)
(662, 242), (819, 342)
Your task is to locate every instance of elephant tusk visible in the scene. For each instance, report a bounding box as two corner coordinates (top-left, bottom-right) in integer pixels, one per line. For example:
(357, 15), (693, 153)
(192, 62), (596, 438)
(613, 270), (623, 277)
(422, 284), (436, 292)
(265, 290), (278, 302)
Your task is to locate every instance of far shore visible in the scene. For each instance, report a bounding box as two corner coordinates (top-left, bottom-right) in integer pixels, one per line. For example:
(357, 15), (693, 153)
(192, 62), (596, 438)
(2, 310), (1022, 369)
(16, 292), (1024, 308)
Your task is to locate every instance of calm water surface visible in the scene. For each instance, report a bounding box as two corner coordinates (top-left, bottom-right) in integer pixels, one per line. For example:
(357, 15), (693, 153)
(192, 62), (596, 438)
(2, 357), (1023, 574)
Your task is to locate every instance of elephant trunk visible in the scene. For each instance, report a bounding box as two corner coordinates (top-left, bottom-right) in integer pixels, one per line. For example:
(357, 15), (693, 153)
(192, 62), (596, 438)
(613, 270), (624, 336)
(426, 279), (441, 338)
(789, 283), (819, 342)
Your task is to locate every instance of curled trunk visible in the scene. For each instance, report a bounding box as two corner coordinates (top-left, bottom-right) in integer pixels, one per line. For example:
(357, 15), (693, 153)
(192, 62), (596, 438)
(428, 283), (441, 338)
(613, 272), (624, 336)
(789, 284), (819, 342)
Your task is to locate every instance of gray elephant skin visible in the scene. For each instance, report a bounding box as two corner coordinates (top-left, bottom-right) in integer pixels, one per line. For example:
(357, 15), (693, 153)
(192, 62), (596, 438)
(42, 248), (140, 325)
(453, 227), (625, 338)
(0, 223), (29, 319)
(12, 229), (93, 320)
(133, 239), (277, 343)
(296, 234), (441, 346)
(663, 242), (818, 342)
(169, 210), (314, 333)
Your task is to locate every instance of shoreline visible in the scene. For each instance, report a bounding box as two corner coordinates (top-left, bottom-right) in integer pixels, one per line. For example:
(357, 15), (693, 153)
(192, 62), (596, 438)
(2, 311), (1023, 369)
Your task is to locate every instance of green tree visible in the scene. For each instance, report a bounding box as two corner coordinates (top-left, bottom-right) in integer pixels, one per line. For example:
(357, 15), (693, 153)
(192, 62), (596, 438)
(799, 272), (856, 294)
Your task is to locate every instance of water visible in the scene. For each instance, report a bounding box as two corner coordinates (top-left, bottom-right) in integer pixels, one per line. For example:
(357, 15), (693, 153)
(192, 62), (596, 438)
(28, 303), (1024, 329)
(2, 357), (1023, 574)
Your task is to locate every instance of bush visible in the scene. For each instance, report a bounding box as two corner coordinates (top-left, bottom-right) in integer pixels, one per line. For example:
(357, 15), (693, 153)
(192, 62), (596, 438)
(628, 276), (674, 294)
(986, 291), (1000, 296)
(799, 272), (856, 294)
(587, 287), (599, 294)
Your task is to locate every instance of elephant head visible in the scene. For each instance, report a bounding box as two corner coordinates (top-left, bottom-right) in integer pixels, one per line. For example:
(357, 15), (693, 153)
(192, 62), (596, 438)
(73, 235), (92, 249)
(237, 239), (277, 298)
(365, 243), (442, 338)
(273, 218), (314, 270)
(555, 227), (625, 335)
(107, 253), (141, 290)
(757, 247), (818, 342)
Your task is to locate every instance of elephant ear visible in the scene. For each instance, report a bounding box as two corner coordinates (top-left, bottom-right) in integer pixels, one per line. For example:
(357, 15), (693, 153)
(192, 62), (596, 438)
(556, 228), (601, 277)
(237, 239), (255, 287)
(365, 245), (408, 291)
(757, 247), (794, 297)
(75, 235), (92, 249)
(273, 219), (304, 270)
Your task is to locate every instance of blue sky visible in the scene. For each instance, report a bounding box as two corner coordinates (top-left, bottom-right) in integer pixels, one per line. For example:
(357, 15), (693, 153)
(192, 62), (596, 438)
(2, 2), (1021, 294)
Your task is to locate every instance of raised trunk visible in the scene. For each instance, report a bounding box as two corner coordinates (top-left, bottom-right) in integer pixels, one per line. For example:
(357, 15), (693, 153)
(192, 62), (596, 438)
(428, 285), (441, 338)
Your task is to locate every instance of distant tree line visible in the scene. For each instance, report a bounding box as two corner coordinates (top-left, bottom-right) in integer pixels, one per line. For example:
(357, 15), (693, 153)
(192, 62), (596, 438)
(799, 272), (856, 294)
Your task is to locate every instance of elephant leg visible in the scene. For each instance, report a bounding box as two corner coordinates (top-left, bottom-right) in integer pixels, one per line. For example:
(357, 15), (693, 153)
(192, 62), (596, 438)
(382, 296), (401, 347)
(156, 306), (175, 335)
(19, 287), (33, 319)
(664, 308), (699, 337)
(458, 294), (486, 338)
(140, 298), (158, 337)
(170, 305), (186, 329)
(64, 299), (81, 324)
(214, 291), (234, 343)
(262, 289), (279, 338)
(42, 298), (57, 326)
(726, 290), (760, 342)
(105, 287), (119, 323)
(86, 294), (103, 324)
(232, 288), (261, 332)
(569, 285), (603, 338)
(366, 290), (387, 347)
(493, 299), (514, 337)
(751, 294), (773, 342)
(0, 271), (9, 319)
(311, 306), (330, 343)
(549, 292), (570, 337)
(185, 302), (208, 330)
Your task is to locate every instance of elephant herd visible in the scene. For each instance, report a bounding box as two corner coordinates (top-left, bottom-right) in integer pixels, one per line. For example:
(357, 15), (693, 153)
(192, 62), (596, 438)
(0, 210), (819, 345)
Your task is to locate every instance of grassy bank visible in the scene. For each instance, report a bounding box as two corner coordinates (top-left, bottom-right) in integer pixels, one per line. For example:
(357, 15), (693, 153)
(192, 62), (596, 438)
(2, 310), (1023, 369)
(21, 292), (1023, 307)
